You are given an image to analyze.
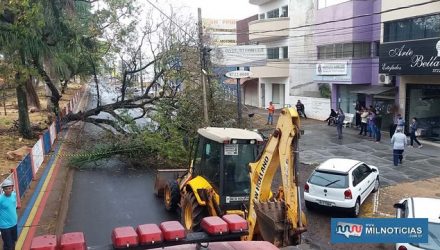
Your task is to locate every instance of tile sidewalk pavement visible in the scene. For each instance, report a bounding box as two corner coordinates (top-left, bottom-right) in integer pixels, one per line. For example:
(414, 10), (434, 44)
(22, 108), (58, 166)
(245, 106), (440, 187)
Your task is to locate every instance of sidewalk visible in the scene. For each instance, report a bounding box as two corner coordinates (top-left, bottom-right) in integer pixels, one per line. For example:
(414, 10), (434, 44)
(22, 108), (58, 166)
(245, 106), (440, 217)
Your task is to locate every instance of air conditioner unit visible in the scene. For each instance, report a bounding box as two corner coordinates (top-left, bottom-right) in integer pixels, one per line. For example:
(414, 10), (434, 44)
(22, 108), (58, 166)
(378, 74), (394, 85)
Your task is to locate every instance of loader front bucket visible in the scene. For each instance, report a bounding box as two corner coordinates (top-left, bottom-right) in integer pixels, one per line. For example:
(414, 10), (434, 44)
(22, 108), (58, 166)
(154, 169), (187, 197)
(254, 201), (303, 247)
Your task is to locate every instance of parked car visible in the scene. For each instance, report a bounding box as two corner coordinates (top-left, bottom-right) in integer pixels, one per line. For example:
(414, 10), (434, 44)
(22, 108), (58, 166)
(303, 158), (379, 217)
(394, 197), (440, 250)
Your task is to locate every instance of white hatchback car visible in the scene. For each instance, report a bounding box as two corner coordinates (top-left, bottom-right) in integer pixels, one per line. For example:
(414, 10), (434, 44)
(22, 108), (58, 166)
(304, 158), (379, 217)
(394, 197), (440, 250)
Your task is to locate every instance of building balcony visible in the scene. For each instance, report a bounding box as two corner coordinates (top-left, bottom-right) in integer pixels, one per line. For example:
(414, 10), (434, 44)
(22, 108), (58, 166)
(251, 59), (289, 78)
(249, 0), (274, 5)
(249, 17), (289, 42)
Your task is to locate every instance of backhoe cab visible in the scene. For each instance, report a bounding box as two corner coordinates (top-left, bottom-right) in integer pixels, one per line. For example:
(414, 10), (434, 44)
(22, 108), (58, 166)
(155, 128), (263, 230)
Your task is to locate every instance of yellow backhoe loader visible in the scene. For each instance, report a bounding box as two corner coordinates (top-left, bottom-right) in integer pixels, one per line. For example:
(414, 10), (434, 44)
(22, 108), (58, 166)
(154, 107), (306, 247)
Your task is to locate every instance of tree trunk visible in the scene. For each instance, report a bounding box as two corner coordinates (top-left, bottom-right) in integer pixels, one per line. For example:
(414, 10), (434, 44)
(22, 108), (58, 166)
(16, 83), (33, 139)
(61, 79), (68, 94)
(25, 76), (41, 110)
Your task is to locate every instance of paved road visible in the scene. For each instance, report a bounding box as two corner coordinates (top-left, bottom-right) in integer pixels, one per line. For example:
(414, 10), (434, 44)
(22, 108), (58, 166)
(62, 92), (440, 249)
(63, 85), (178, 247)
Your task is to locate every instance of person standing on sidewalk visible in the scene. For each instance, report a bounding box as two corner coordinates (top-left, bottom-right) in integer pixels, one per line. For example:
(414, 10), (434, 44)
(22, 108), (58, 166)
(266, 101), (275, 125)
(374, 111), (382, 143)
(0, 179), (18, 250)
(391, 128), (407, 166)
(336, 108), (345, 139)
(359, 108), (368, 136)
(409, 117), (423, 148)
(295, 100), (307, 119)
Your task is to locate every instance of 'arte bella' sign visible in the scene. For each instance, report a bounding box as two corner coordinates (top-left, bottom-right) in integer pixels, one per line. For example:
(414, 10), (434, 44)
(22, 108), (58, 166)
(379, 38), (440, 75)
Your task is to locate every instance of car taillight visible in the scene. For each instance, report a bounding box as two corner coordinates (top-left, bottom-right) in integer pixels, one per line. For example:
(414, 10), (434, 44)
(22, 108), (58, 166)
(304, 183), (309, 193)
(398, 246), (407, 250)
(344, 189), (352, 199)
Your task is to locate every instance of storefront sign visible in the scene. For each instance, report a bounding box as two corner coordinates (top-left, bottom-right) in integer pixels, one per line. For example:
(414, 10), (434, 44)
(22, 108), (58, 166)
(379, 38), (440, 75)
(211, 45), (267, 67)
(316, 62), (348, 75)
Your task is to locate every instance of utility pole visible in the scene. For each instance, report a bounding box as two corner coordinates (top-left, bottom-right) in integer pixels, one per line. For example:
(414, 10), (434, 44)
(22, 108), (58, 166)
(236, 67), (242, 128)
(198, 8), (209, 125)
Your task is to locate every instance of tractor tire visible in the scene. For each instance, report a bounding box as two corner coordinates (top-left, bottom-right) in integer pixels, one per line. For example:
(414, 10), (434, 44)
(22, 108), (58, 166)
(164, 180), (180, 212)
(180, 191), (208, 232)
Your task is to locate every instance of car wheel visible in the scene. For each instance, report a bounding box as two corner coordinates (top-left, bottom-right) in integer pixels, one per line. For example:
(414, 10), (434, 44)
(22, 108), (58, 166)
(351, 198), (360, 217)
(372, 177), (380, 193)
(305, 201), (314, 211)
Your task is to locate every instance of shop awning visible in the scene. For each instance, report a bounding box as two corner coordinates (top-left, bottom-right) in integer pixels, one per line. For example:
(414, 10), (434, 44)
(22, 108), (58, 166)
(350, 86), (396, 95)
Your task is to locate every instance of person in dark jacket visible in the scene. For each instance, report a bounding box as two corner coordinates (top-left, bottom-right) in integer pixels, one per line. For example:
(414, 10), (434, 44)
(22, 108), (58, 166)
(336, 108), (345, 139)
(325, 109), (338, 126)
(409, 117), (422, 148)
(296, 100), (307, 119)
(374, 111), (382, 142)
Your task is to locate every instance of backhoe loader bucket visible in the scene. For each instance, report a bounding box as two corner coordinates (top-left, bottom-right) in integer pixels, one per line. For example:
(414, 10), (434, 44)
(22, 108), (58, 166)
(154, 169), (187, 197)
(254, 201), (302, 247)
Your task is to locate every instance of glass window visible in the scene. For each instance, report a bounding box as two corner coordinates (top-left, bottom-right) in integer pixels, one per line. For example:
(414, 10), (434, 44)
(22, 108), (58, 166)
(267, 47), (279, 59)
(259, 13), (265, 20)
(281, 6), (288, 17)
(384, 13), (440, 42)
(325, 45), (334, 59)
(267, 8), (279, 19)
(193, 138), (204, 175)
(317, 46), (325, 59)
(425, 14), (440, 37)
(343, 43), (353, 58)
(272, 83), (280, 103)
(282, 46), (288, 59)
(203, 140), (222, 188)
(309, 170), (348, 188)
(335, 43), (343, 58)
(353, 42), (370, 58)
(223, 144), (258, 196)
(411, 17), (426, 39)
(396, 20), (410, 41)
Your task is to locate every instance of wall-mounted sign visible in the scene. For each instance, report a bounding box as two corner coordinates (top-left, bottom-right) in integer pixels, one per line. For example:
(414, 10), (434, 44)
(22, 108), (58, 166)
(316, 61), (348, 75)
(225, 70), (253, 79)
(379, 38), (440, 75)
(211, 45), (267, 67)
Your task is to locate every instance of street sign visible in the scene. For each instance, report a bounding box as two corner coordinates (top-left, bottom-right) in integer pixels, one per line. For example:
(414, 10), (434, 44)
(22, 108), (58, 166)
(211, 45), (267, 67)
(225, 70), (253, 79)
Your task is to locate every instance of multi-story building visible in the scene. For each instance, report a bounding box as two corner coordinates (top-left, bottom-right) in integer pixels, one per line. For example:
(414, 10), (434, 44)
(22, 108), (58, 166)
(203, 18), (237, 47)
(313, 0), (391, 125)
(379, 0), (440, 141)
(249, 0), (290, 109)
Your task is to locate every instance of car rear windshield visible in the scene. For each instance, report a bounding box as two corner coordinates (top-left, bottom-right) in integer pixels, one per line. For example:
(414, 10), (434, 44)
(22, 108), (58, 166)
(309, 170), (348, 188)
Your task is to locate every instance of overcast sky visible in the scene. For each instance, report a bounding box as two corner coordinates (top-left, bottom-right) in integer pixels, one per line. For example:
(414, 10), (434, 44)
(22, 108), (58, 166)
(167, 0), (259, 20)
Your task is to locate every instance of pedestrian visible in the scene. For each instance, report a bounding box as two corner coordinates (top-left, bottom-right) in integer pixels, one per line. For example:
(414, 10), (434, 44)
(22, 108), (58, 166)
(368, 109), (376, 139)
(336, 108), (345, 139)
(374, 111), (382, 143)
(325, 109), (338, 126)
(409, 117), (423, 148)
(266, 101), (275, 125)
(295, 100), (307, 119)
(359, 108), (368, 136)
(396, 114), (405, 133)
(391, 128), (408, 166)
(0, 179), (18, 250)
(355, 101), (361, 128)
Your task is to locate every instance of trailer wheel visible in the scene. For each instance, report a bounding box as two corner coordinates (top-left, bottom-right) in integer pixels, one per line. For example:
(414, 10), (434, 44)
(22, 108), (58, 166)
(164, 180), (180, 212)
(180, 191), (207, 231)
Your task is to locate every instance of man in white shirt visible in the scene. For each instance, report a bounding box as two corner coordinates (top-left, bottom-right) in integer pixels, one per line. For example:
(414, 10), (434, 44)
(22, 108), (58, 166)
(391, 128), (407, 166)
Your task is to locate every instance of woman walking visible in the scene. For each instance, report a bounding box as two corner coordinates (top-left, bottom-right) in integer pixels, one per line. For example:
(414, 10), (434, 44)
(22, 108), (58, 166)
(409, 117), (423, 148)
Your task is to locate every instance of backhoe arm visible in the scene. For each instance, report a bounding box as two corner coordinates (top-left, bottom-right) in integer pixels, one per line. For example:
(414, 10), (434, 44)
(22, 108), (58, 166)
(246, 107), (306, 247)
